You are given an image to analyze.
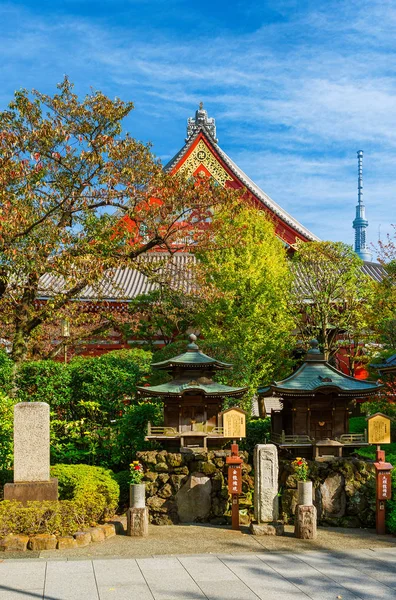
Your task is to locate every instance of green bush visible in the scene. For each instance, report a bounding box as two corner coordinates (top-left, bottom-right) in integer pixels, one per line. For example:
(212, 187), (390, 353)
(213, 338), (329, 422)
(349, 417), (367, 434)
(0, 463), (120, 537)
(16, 360), (71, 406)
(0, 350), (14, 395)
(112, 470), (130, 507)
(51, 464), (119, 522)
(13, 349), (154, 468)
(241, 418), (271, 458)
(115, 401), (162, 466)
(0, 392), (18, 470)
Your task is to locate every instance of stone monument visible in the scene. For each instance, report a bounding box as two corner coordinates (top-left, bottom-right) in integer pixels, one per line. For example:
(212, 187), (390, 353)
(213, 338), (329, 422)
(250, 444), (284, 535)
(294, 481), (317, 539)
(4, 402), (58, 503)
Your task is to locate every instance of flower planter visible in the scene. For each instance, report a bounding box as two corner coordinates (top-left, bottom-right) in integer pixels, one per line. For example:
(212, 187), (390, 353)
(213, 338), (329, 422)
(129, 483), (146, 509)
(297, 480), (313, 506)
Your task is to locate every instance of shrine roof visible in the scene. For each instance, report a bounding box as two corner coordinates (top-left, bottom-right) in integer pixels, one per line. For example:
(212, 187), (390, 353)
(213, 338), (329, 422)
(370, 354), (396, 371)
(151, 335), (232, 370)
(138, 379), (247, 398)
(258, 340), (382, 397)
(164, 127), (320, 243)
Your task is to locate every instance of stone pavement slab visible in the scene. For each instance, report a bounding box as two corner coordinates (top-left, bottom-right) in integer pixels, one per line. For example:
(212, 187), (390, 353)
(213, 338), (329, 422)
(1, 547), (396, 600)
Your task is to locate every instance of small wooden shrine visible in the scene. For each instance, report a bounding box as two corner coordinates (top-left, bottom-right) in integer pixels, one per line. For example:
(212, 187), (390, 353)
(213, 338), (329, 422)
(138, 334), (247, 450)
(258, 340), (383, 459)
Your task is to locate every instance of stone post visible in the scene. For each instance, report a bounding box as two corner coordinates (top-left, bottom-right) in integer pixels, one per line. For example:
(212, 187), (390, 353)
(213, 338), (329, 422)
(294, 480), (317, 540)
(4, 402), (58, 503)
(126, 484), (149, 537)
(250, 444), (284, 535)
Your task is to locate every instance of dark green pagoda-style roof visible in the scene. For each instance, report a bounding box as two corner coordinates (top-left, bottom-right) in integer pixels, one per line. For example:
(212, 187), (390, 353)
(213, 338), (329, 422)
(151, 334), (233, 370)
(258, 340), (383, 398)
(370, 354), (396, 373)
(138, 334), (247, 399)
(138, 379), (246, 398)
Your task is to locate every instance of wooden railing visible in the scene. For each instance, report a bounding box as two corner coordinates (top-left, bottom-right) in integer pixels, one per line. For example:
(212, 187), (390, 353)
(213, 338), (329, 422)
(338, 432), (367, 444)
(147, 422), (224, 436)
(271, 431), (313, 445)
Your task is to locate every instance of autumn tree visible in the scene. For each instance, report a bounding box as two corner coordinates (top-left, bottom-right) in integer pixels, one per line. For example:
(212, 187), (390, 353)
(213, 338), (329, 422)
(292, 241), (375, 371)
(0, 78), (233, 362)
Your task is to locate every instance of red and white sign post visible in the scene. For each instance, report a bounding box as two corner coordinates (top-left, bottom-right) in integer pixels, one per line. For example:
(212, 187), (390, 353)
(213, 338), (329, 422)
(226, 442), (243, 530)
(374, 448), (393, 535)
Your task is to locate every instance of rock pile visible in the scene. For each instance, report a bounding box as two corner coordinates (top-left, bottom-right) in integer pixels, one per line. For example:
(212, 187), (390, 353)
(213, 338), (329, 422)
(136, 449), (254, 525)
(279, 458), (376, 528)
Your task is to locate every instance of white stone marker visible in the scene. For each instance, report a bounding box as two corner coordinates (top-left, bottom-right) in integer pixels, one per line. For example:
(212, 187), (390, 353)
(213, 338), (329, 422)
(254, 444), (279, 522)
(14, 402), (50, 482)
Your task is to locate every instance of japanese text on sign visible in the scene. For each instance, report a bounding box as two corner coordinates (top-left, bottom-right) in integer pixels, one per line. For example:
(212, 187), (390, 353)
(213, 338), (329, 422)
(228, 465), (242, 495)
(223, 410), (246, 438)
(378, 473), (392, 500)
(368, 414), (391, 444)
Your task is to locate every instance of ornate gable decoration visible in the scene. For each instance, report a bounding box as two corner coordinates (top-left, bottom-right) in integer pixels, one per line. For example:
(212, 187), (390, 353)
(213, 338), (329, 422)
(186, 102), (218, 143)
(178, 139), (233, 186)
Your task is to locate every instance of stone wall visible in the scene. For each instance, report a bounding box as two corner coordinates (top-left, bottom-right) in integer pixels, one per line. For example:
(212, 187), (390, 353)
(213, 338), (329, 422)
(136, 450), (254, 525)
(279, 458), (376, 528)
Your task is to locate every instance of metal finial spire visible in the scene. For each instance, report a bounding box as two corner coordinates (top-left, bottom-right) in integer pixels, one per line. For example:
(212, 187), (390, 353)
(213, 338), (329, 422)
(353, 150), (372, 261)
(186, 103), (218, 143)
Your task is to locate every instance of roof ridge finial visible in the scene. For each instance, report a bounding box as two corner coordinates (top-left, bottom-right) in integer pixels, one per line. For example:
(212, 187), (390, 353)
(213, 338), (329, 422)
(186, 103), (218, 143)
(187, 333), (199, 351)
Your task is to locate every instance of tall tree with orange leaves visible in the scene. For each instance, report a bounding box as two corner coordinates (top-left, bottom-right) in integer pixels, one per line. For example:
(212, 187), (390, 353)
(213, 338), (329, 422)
(0, 78), (233, 362)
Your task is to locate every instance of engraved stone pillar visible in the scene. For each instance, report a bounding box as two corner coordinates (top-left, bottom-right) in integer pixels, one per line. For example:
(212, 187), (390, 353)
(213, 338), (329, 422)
(295, 505), (317, 539)
(250, 444), (283, 536)
(4, 402), (58, 503)
(254, 444), (279, 522)
(126, 508), (149, 537)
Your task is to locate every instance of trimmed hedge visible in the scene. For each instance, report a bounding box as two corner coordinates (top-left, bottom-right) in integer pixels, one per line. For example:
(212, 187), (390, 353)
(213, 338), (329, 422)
(0, 464), (119, 537)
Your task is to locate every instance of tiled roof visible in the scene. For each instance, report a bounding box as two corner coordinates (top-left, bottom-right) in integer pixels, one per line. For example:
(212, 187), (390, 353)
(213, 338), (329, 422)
(152, 349), (232, 370)
(37, 252), (386, 302)
(371, 354), (396, 370)
(37, 253), (194, 301)
(258, 360), (382, 396)
(165, 129), (320, 243)
(138, 380), (247, 398)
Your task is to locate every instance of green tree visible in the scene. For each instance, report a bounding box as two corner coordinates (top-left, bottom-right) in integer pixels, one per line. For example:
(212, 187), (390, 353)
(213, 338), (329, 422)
(0, 78), (232, 363)
(292, 241), (374, 369)
(193, 202), (295, 403)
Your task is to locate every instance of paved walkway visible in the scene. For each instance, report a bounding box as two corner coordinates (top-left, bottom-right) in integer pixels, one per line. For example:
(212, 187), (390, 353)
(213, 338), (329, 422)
(1, 526), (396, 599)
(1, 547), (396, 599)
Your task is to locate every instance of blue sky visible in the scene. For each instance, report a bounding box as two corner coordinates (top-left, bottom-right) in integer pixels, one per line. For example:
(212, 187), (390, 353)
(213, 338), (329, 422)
(1, 0), (395, 253)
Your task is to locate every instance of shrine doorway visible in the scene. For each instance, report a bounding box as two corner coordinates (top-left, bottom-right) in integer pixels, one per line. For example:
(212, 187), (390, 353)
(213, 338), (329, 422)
(310, 410), (332, 440)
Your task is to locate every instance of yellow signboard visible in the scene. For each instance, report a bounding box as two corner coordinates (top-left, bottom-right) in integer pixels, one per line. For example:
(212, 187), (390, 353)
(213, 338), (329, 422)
(223, 408), (246, 438)
(368, 413), (391, 444)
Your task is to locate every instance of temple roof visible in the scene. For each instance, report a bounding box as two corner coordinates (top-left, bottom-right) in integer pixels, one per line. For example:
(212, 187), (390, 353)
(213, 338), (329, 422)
(37, 253), (386, 302)
(138, 379), (246, 398)
(258, 340), (383, 397)
(370, 354), (396, 372)
(151, 334), (232, 370)
(165, 105), (320, 245)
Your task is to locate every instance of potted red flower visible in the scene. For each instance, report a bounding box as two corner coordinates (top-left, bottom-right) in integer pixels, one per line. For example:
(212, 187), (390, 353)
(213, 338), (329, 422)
(129, 461), (146, 509)
(292, 457), (312, 506)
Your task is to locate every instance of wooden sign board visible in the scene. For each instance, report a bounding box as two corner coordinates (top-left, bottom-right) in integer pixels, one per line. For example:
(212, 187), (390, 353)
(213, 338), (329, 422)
(367, 413), (392, 445)
(378, 472), (392, 500)
(222, 408), (246, 438)
(228, 465), (242, 495)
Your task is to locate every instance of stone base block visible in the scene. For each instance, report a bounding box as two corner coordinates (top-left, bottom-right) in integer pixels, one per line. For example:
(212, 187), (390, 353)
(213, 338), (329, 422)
(4, 479), (58, 504)
(89, 527), (105, 543)
(249, 521), (284, 536)
(57, 536), (77, 549)
(0, 534), (29, 552)
(127, 507), (149, 537)
(98, 523), (116, 538)
(74, 531), (91, 547)
(28, 534), (57, 551)
(294, 505), (317, 540)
